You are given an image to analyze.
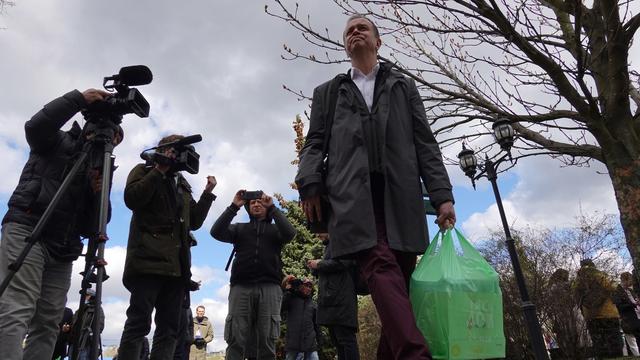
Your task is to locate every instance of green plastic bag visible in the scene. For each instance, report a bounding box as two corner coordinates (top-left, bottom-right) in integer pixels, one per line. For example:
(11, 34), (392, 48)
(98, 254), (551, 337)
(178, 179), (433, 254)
(410, 228), (505, 359)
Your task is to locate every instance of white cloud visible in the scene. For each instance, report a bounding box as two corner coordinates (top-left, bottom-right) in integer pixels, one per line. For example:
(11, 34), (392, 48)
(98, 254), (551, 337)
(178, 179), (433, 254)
(461, 157), (618, 240)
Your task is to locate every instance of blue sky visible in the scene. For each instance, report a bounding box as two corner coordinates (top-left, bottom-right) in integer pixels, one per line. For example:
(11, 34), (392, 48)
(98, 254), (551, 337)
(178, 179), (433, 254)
(0, 0), (626, 351)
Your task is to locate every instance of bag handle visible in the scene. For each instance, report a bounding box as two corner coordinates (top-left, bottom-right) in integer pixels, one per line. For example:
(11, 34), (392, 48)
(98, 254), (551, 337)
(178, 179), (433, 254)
(424, 229), (444, 256)
(426, 228), (483, 259)
(424, 228), (456, 257)
(453, 228), (486, 260)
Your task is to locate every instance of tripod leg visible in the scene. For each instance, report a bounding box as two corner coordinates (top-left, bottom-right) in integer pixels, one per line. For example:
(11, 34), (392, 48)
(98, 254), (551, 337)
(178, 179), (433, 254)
(90, 143), (115, 360)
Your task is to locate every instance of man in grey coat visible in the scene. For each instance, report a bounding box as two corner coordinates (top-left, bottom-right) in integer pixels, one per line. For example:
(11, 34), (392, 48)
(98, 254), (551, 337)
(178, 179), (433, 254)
(296, 14), (456, 360)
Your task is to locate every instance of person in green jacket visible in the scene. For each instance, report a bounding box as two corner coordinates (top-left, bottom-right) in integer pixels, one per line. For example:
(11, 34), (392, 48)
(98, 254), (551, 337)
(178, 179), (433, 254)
(117, 134), (217, 360)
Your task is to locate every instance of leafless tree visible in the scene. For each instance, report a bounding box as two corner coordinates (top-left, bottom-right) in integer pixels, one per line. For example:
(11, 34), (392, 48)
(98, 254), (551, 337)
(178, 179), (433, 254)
(267, 0), (640, 276)
(0, 0), (14, 29)
(478, 212), (627, 358)
(0, 1), (14, 14)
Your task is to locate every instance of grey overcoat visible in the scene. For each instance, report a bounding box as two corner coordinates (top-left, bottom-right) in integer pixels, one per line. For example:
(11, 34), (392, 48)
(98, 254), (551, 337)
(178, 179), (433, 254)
(296, 62), (454, 258)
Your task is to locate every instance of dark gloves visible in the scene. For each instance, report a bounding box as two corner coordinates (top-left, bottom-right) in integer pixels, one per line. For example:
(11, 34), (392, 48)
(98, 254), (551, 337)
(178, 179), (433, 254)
(194, 338), (206, 347)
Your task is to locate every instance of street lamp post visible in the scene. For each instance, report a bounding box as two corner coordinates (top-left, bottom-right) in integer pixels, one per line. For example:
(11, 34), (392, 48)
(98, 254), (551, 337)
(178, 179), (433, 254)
(458, 118), (549, 360)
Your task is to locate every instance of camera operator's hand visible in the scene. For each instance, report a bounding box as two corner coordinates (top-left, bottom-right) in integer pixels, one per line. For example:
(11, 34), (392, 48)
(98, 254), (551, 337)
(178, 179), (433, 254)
(260, 193), (274, 209)
(204, 176), (217, 193)
(232, 189), (247, 207)
(306, 259), (320, 270)
(82, 88), (111, 104)
(155, 147), (176, 174)
(302, 195), (323, 223)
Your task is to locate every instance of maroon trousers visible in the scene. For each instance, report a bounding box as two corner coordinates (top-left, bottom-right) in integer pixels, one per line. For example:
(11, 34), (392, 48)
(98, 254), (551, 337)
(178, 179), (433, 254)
(355, 177), (432, 360)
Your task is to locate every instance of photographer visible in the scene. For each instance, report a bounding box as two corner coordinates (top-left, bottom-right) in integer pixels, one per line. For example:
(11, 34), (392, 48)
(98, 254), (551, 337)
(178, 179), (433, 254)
(0, 88), (122, 360)
(281, 276), (320, 360)
(210, 190), (296, 360)
(117, 135), (216, 360)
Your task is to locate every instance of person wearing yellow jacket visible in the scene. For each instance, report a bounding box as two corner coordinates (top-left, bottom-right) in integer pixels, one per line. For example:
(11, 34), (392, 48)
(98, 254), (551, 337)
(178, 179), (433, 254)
(575, 259), (622, 358)
(190, 306), (213, 360)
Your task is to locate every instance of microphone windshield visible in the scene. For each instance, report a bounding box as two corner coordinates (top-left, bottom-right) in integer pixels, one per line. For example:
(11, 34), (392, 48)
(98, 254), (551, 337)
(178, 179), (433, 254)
(119, 65), (153, 86)
(176, 134), (202, 146)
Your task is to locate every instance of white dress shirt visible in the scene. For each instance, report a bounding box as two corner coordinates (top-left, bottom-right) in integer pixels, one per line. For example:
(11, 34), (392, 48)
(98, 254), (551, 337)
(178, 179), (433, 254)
(351, 63), (380, 111)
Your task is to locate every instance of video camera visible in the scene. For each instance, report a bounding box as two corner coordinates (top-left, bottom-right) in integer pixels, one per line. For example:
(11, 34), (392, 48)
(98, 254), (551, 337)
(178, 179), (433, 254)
(242, 190), (263, 201)
(83, 65), (153, 124)
(140, 134), (202, 174)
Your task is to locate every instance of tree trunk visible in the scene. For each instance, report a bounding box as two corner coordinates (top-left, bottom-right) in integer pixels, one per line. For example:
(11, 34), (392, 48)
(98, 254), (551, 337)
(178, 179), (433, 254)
(608, 157), (640, 275)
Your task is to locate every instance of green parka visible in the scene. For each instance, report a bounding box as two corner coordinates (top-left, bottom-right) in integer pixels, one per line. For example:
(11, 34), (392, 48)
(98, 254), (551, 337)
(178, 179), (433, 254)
(123, 164), (214, 282)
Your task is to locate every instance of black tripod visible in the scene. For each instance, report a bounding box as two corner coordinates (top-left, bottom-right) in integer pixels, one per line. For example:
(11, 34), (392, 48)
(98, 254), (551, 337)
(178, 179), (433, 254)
(0, 119), (119, 360)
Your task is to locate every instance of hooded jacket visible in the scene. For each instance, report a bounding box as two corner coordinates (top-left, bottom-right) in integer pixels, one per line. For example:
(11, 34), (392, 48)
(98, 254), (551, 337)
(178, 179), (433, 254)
(575, 265), (620, 320)
(210, 203), (296, 286)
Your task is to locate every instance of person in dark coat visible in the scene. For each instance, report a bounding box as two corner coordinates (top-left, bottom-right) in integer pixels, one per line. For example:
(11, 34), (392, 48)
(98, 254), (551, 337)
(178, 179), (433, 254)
(281, 277), (321, 360)
(0, 88), (122, 360)
(51, 307), (74, 360)
(296, 14), (456, 360)
(546, 269), (590, 359)
(211, 190), (296, 360)
(613, 272), (640, 356)
(118, 135), (217, 360)
(307, 234), (359, 360)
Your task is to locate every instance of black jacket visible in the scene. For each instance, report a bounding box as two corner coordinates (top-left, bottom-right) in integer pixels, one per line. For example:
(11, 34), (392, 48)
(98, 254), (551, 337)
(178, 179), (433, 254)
(315, 244), (358, 329)
(296, 62), (454, 257)
(282, 291), (320, 352)
(210, 204), (296, 286)
(613, 285), (640, 333)
(2, 90), (101, 261)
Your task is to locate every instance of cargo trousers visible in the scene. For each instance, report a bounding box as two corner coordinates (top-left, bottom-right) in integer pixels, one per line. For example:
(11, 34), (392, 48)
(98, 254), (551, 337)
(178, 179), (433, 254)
(224, 283), (282, 360)
(0, 222), (73, 360)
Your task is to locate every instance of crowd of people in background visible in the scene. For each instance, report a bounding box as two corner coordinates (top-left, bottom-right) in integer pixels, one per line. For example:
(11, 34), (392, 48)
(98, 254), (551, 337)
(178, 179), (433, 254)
(546, 260), (640, 359)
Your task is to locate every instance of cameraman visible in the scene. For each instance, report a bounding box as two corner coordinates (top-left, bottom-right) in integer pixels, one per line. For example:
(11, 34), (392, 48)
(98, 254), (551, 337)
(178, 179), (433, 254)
(117, 135), (216, 360)
(210, 190), (296, 360)
(0, 89), (122, 360)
